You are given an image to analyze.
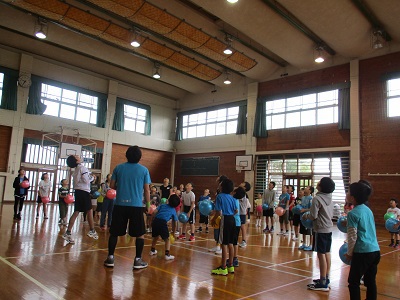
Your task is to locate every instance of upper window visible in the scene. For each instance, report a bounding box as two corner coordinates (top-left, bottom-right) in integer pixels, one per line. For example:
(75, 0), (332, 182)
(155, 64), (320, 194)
(124, 104), (147, 134)
(0, 73), (4, 105)
(181, 106), (239, 139)
(387, 78), (400, 117)
(41, 83), (98, 124)
(266, 89), (338, 130)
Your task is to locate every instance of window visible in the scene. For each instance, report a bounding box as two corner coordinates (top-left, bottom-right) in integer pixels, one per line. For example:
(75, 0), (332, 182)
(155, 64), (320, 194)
(41, 83), (98, 124)
(265, 89), (338, 130)
(181, 106), (239, 139)
(387, 78), (400, 117)
(0, 73), (4, 105)
(124, 104), (148, 134)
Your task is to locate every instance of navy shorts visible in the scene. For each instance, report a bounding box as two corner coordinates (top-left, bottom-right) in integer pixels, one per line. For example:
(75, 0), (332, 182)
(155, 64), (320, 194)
(315, 232), (332, 254)
(240, 215), (246, 225)
(74, 190), (92, 212)
(152, 218), (169, 240)
(199, 214), (209, 224)
(263, 207), (273, 217)
(110, 205), (146, 237)
(293, 213), (301, 226)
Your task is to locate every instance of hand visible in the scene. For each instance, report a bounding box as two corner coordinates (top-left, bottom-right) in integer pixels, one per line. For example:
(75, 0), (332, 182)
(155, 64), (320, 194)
(344, 254), (352, 262)
(302, 213), (307, 220)
(210, 218), (216, 227)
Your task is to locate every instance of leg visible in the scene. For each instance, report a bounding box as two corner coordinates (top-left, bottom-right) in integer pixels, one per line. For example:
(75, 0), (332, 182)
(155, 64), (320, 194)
(108, 234), (118, 256)
(43, 203), (48, 217)
(241, 224), (247, 242)
(100, 199), (109, 227)
(325, 252), (331, 279)
(228, 244), (234, 265)
(363, 252), (380, 300)
(107, 200), (114, 227)
(221, 244), (228, 267)
(151, 236), (158, 249)
(36, 203), (41, 217)
(67, 211), (80, 231)
(87, 208), (95, 230)
(165, 237), (170, 252)
(18, 197), (24, 214)
(13, 196), (19, 216)
(135, 235), (145, 259)
(348, 253), (364, 300)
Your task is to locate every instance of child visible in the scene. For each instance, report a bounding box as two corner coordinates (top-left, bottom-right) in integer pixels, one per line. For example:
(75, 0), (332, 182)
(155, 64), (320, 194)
(277, 185), (290, 236)
(386, 198), (400, 247)
(298, 186), (314, 251)
(231, 186), (245, 268)
(345, 180), (380, 300)
(100, 174), (115, 230)
(239, 182), (251, 247)
(254, 193), (263, 227)
(173, 188), (182, 236)
(292, 187), (304, 241)
(58, 179), (69, 225)
(13, 169), (30, 220)
(210, 178), (238, 275)
(262, 181), (276, 233)
(36, 173), (51, 219)
(304, 177), (335, 292)
(149, 194), (180, 260)
(344, 201), (354, 215)
(178, 183), (196, 241)
(197, 189), (211, 233)
(147, 186), (161, 233)
(288, 185), (296, 237)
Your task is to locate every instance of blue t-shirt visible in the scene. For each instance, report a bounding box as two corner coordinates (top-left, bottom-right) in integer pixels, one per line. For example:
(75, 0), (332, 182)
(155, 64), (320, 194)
(199, 195), (211, 202)
(155, 204), (178, 222)
(234, 199), (241, 226)
(278, 193), (290, 208)
(301, 195), (313, 209)
(347, 204), (380, 253)
(215, 193), (236, 216)
(19, 177), (24, 194)
(112, 162), (151, 207)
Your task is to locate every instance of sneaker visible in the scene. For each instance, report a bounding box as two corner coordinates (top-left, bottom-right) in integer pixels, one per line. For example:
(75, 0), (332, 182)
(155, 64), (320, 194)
(394, 244), (399, 248)
(209, 246), (221, 252)
(178, 234), (186, 240)
(133, 258), (148, 269)
(307, 282), (329, 292)
(211, 266), (228, 276)
(233, 257), (239, 267)
(87, 230), (99, 240)
(388, 242), (395, 247)
(36, 215), (39, 219)
(303, 245), (313, 251)
(205, 228), (209, 233)
(104, 255), (114, 267)
(44, 216), (49, 219)
(174, 231), (180, 236)
(58, 219), (62, 224)
(263, 227), (269, 233)
(292, 236), (298, 241)
(360, 276), (364, 285)
(239, 241), (247, 248)
(149, 250), (157, 256)
(227, 265), (234, 273)
(312, 279), (331, 288)
(298, 244), (306, 250)
(146, 228), (151, 233)
(189, 235), (195, 241)
(283, 231), (289, 236)
(269, 227), (274, 233)
(277, 231), (284, 235)
(215, 248), (222, 254)
(62, 233), (75, 244)
(165, 255), (175, 260)
(195, 227), (203, 232)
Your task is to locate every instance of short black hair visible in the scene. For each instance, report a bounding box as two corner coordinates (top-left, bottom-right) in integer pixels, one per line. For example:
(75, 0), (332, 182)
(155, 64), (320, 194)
(66, 155), (78, 168)
(270, 181), (276, 188)
(290, 185), (295, 192)
(41, 172), (48, 180)
(61, 179), (67, 185)
(126, 146), (142, 163)
(220, 178), (234, 194)
(390, 198), (398, 204)
(319, 177), (335, 193)
(217, 175), (228, 184)
(168, 194), (181, 208)
(233, 186), (246, 199)
(243, 181), (251, 192)
(350, 180), (373, 205)
(309, 186), (315, 194)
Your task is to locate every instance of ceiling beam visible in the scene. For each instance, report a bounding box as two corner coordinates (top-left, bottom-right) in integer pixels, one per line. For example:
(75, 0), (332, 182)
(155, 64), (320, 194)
(350, 0), (392, 41)
(261, 0), (336, 56)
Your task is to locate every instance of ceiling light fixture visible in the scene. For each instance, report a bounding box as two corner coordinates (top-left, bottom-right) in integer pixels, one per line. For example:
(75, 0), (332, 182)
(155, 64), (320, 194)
(130, 29), (141, 48)
(35, 18), (48, 39)
(372, 29), (384, 49)
(314, 46), (325, 63)
(153, 63), (161, 79)
(223, 34), (233, 55)
(227, 0), (239, 3)
(223, 71), (231, 85)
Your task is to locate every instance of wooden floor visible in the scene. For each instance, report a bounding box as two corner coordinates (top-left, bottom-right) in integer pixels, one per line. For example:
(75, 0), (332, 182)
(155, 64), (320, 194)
(0, 203), (399, 300)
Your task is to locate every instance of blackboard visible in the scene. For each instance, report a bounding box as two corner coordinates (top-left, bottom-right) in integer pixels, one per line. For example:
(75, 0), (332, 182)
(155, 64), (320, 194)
(181, 157), (219, 176)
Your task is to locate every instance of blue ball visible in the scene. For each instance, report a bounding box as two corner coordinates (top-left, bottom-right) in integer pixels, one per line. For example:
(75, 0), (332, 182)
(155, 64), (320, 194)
(93, 191), (100, 198)
(262, 203), (269, 210)
(337, 216), (348, 233)
(385, 217), (400, 232)
(178, 212), (189, 223)
(292, 204), (302, 215)
(301, 212), (313, 229)
(199, 200), (213, 216)
(339, 243), (351, 265)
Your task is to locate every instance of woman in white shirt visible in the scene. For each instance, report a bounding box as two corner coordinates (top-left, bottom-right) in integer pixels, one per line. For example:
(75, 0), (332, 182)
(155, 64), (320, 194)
(36, 173), (52, 219)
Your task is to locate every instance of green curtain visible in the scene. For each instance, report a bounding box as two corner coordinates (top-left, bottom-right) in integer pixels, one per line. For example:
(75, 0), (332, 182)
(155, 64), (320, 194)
(0, 71), (18, 111)
(26, 79), (47, 115)
(175, 113), (183, 141)
(96, 95), (107, 128)
(338, 87), (350, 130)
(145, 107), (151, 135)
(253, 99), (268, 138)
(112, 100), (125, 131)
(236, 103), (247, 134)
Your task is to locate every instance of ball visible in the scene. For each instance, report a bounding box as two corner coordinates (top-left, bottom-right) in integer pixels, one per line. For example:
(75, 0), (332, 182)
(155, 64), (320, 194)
(262, 203), (269, 210)
(93, 191), (100, 198)
(41, 196), (50, 204)
(169, 233), (175, 244)
(337, 216), (348, 233)
(384, 212), (396, 221)
(385, 217), (400, 232)
(339, 243), (351, 265)
(199, 200), (213, 216)
(106, 189), (116, 199)
(148, 204), (156, 214)
(160, 198), (167, 204)
(301, 212), (313, 229)
(178, 212), (189, 223)
(64, 194), (74, 204)
(292, 204), (303, 215)
(214, 216), (221, 228)
(275, 207), (285, 216)
(256, 205), (263, 213)
(21, 180), (30, 188)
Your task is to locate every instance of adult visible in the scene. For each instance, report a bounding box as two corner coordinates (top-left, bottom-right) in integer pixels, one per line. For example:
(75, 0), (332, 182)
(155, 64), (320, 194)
(104, 146), (151, 269)
(160, 178), (172, 200)
(13, 169), (30, 220)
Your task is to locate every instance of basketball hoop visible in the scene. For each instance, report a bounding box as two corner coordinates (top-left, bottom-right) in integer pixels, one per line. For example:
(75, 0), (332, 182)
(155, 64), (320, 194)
(236, 165), (244, 173)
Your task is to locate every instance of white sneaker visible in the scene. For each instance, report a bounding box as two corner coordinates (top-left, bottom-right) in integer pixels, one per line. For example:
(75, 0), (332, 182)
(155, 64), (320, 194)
(239, 241), (247, 248)
(174, 231), (180, 237)
(149, 250), (157, 256)
(215, 248), (222, 254)
(277, 231), (284, 235)
(62, 233), (75, 244)
(283, 232), (289, 236)
(87, 230), (99, 240)
(165, 255), (175, 260)
(292, 236), (298, 241)
(209, 246), (220, 252)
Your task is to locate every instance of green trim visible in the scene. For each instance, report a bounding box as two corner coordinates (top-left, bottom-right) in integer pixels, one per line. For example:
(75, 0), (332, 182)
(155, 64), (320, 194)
(177, 100), (247, 118)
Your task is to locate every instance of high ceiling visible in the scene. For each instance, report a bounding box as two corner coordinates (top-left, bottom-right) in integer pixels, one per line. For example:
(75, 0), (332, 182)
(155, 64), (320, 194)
(0, 0), (399, 100)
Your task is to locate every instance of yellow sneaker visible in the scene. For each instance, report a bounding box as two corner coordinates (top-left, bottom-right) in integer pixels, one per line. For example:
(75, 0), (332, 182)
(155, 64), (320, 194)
(211, 266), (228, 276)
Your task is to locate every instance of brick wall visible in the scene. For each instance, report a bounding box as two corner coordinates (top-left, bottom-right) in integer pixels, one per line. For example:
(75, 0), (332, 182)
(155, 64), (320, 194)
(359, 51), (400, 224)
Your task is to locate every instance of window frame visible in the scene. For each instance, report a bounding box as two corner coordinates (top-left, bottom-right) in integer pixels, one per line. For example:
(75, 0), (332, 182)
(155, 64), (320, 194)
(123, 102), (149, 134)
(386, 77), (400, 118)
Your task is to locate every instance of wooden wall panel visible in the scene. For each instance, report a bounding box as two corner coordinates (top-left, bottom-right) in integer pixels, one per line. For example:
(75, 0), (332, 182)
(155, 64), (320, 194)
(0, 125), (12, 172)
(359, 51), (400, 224)
(174, 151), (245, 201)
(110, 143), (173, 184)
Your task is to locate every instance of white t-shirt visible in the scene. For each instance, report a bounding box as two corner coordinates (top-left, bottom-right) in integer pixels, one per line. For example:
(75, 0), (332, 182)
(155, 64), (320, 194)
(39, 180), (52, 197)
(182, 191), (195, 207)
(387, 207), (400, 219)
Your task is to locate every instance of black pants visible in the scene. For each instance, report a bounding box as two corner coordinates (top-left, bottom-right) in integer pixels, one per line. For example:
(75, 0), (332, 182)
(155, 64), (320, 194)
(14, 194), (25, 215)
(348, 251), (380, 300)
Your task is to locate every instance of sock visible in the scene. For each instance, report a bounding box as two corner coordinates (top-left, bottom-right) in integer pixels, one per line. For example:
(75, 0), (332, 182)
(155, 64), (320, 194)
(165, 250), (170, 256)
(320, 276), (326, 285)
(191, 233), (194, 236)
(396, 240), (399, 245)
(391, 238), (395, 244)
(66, 230), (71, 235)
(108, 235), (118, 256)
(151, 247), (156, 252)
(135, 238), (145, 258)
(326, 273), (329, 280)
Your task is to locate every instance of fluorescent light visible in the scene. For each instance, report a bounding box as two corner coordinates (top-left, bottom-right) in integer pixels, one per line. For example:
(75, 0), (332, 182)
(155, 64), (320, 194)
(130, 40), (140, 47)
(153, 72), (161, 79)
(224, 78), (231, 84)
(315, 56), (324, 63)
(35, 30), (47, 39)
(227, 0), (238, 3)
(223, 47), (233, 55)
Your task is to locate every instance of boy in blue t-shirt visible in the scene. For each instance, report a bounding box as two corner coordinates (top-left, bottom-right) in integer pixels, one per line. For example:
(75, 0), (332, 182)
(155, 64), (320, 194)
(210, 178), (238, 276)
(196, 188), (211, 233)
(149, 194), (180, 260)
(299, 186), (314, 251)
(277, 185), (290, 236)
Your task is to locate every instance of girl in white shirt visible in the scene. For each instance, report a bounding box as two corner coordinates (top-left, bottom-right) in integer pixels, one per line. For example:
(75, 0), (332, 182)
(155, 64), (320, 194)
(36, 173), (52, 219)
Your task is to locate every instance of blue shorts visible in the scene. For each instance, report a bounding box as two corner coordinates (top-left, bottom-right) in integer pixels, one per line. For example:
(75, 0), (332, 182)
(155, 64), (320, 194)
(240, 215), (246, 224)
(315, 232), (332, 254)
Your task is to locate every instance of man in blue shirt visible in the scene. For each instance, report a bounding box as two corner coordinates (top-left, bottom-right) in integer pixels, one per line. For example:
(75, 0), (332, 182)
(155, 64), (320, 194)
(104, 146), (151, 269)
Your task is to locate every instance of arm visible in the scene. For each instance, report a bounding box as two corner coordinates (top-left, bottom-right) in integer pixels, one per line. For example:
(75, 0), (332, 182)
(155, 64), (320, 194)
(306, 197), (319, 220)
(144, 184), (151, 211)
(187, 193), (195, 215)
(110, 180), (116, 190)
(13, 178), (20, 189)
(346, 227), (357, 261)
